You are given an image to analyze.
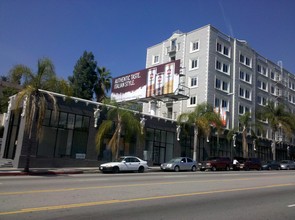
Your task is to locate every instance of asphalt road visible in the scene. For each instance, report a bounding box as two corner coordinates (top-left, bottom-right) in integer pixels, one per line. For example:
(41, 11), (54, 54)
(0, 170), (295, 220)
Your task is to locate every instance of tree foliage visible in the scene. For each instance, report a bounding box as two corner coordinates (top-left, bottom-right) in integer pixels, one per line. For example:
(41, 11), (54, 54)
(8, 58), (71, 172)
(95, 100), (142, 160)
(94, 66), (112, 102)
(69, 51), (97, 100)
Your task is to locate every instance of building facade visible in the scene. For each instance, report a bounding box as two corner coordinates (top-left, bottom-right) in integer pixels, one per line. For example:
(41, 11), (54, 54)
(143, 25), (295, 161)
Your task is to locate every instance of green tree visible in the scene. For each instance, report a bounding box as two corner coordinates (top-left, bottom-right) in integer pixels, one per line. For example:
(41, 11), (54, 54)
(69, 51), (97, 100)
(9, 58), (70, 172)
(258, 101), (295, 160)
(94, 66), (112, 102)
(0, 87), (18, 113)
(95, 100), (142, 161)
(177, 102), (223, 161)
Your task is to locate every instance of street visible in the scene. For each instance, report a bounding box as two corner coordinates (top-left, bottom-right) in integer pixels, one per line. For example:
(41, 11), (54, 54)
(0, 170), (295, 220)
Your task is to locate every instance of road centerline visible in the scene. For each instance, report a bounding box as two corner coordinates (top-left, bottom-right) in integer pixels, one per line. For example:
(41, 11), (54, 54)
(0, 183), (293, 216)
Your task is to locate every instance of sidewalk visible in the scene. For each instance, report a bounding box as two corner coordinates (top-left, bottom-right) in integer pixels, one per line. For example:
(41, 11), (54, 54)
(0, 166), (161, 176)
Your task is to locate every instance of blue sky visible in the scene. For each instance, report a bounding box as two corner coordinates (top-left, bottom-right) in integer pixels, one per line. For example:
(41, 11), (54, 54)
(1, 0), (295, 80)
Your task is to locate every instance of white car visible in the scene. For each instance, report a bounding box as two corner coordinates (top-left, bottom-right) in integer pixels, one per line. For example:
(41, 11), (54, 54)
(99, 156), (149, 173)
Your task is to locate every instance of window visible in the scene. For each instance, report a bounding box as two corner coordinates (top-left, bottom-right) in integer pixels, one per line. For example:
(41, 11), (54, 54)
(190, 40), (199, 52)
(216, 78), (230, 92)
(153, 55), (159, 64)
(216, 60), (221, 70)
(240, 70), (244, 79)
(257, 96), (267, 106)
(258, 80), (267, 91)
(222, 81), (228, 91)
(216, 59), (230, 74)
(215, 78), (221, 89)
(245, 57), (250, 66)
(240, 53), (252, 67)
(239, 87), (251, 100)
(239, 105), (251, 115)
(245, 73), (251, 83)
(270, 72), (275, 80)
(257, 64), (261, 73)
(240, 54), (244, 63)
(190, 59), (198, 70)
(189, 96), (197, 106)
(217, 42), (222, 52)
(215, 98), (220, 107)
(239, 88), (244, 97)
(190, 77), (198, 87)
(216, 42), (230, 57)
(223, 46), (229, 56)
(221, 100), (227, 108)
(223, 63), (228, 73)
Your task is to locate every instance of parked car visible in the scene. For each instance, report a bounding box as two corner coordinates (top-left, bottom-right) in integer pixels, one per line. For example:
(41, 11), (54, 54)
(280, 160), (295, 170)
(261, 160), (281, 170)
(199, 157), (231, 171)
(99, 156), (149, 173)
(240, 158), (262, 171)
(160, 157), (197, 172)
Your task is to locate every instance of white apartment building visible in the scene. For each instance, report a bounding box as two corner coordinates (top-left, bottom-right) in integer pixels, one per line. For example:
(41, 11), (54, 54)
(143, 24), (295, 147)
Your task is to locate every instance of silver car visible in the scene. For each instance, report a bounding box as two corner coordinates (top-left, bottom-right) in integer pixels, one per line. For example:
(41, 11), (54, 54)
(280, 160), (295, 170)
(160, 157), (197, 172)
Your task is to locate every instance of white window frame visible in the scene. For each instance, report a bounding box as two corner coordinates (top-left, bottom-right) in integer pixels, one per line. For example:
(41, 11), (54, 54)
(216, 41), (231, 58)
(152, 55), (159, 64)
(189, 58), (199, 70)
(216, 59), (230, 75)
(190, 40), (200, 53)
(239, 53), (252, 68)
(190, 77), (198, 88)
(188, 96), (197, 107)
(215, 77), (230, 93)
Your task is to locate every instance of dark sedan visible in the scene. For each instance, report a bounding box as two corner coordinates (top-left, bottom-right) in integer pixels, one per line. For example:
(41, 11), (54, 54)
(261, 160), (281, 170)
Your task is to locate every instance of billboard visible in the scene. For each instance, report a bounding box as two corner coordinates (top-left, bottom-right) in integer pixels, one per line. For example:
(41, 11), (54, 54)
(111, 60), (180, 102)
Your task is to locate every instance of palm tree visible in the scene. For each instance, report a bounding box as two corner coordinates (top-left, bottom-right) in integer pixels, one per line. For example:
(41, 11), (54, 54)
(258, 101), (295, 160)
(177, 102), (223, 161)
(95, 100), (142, 160)
(9, 58), (70, 172)
(239, 112), (252, 158)
(94, 67), (112, 102)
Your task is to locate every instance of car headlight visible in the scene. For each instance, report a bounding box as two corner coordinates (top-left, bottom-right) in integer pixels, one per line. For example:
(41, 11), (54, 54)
(167, 164), (173, 168)
(206, 163), (211, 166)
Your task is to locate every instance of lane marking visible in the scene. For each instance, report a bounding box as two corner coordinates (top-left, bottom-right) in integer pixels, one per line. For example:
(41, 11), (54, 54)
(0, 177), (252, 195)
(0, 183), (294, 216)
(288, 204), (295, 208)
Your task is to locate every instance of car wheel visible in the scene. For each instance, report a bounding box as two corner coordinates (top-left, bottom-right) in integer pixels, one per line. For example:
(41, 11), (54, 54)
(268, 166), (271, 170)
(277, 166), (281, 170)
(174, 166), (180, 172)
(113, 166), (119, 173)
(138, 166), (145, 173)
(225, 166), (230, 171)
(287, 166), (290, 170)
(191, 166), (197, 172)
(211, 166), (217, 171)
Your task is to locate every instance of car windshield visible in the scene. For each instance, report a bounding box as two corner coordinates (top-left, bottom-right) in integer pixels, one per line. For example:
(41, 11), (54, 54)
(281, 160), (289, 164)
(113, 157), (126, 162)
(168, 158), (182, 163)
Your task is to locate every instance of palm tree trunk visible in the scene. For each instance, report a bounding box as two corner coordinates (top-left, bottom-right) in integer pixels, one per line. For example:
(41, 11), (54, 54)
(23, 137), (32, 173)
(242, 126), (248, 158)
(193, 125), (198, 161)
